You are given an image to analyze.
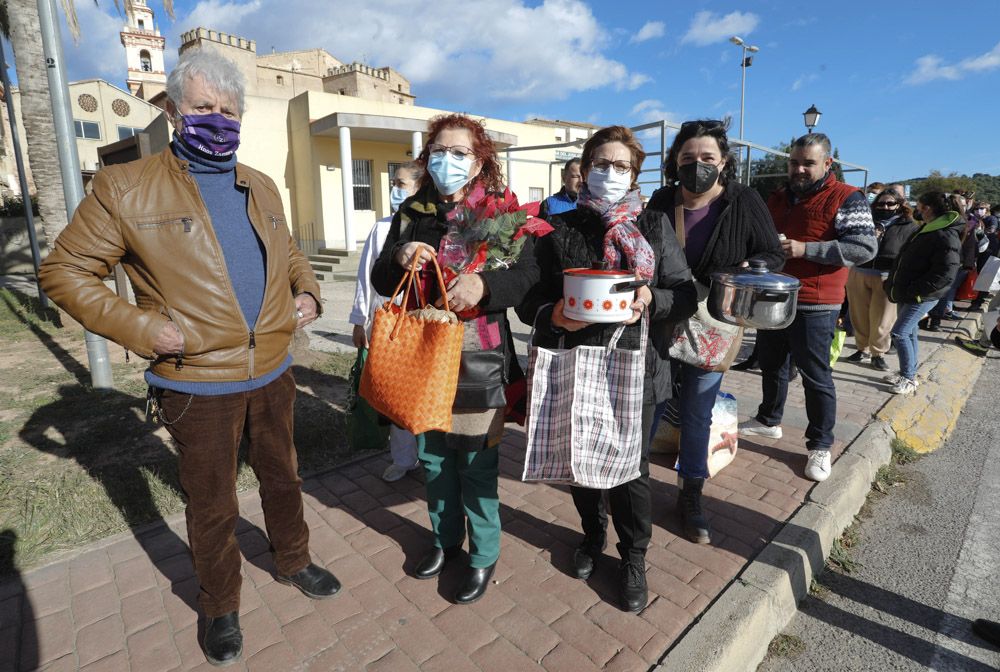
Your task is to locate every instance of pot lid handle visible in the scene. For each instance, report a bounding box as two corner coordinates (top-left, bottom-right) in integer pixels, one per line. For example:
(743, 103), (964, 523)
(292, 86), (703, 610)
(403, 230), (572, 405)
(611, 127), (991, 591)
(591, 261), (610, 271)
(748, 258), (769, 274)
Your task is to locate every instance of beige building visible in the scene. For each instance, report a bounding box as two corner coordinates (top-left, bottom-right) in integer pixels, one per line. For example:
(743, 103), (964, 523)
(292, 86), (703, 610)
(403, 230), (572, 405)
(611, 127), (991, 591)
(120, 0), (167, 100)
(0, 80), (160, 196)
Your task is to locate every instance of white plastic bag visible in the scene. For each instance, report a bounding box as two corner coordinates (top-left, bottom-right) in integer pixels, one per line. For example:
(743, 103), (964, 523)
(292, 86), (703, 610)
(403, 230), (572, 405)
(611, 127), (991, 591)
(973, 256), (1000, 292)
(675, 392), (739, 477)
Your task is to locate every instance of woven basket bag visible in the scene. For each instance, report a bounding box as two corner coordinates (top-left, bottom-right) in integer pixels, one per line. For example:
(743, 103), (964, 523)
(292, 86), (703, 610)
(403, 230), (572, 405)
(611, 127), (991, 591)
(359, 254), (465, 434)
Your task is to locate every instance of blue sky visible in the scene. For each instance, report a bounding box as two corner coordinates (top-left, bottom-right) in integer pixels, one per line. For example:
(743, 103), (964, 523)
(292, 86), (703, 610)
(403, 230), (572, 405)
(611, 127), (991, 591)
(6, 0), (1000, 187)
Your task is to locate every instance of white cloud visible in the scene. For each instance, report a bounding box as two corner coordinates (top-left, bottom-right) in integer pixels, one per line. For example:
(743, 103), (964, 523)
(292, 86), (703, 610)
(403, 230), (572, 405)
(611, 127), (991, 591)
(159, 0), (649, 107)
(905, 42), (1000, 84)
(60, 2), (130, 83)
(629, 99), (682, 141)
(791, 73), (818, 91)
(681, 10), (759, 47)
(631, 21), (665, 44)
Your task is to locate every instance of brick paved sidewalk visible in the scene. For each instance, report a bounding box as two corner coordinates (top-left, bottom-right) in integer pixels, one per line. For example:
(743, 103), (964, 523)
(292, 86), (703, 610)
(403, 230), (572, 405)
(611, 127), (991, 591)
(0, 319), (968, 672)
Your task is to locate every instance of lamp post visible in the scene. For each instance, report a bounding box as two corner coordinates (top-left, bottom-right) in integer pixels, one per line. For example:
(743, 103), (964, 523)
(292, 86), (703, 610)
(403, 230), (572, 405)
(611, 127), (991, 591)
(803, 104), (822, 132)
(730, 36), (759, 184)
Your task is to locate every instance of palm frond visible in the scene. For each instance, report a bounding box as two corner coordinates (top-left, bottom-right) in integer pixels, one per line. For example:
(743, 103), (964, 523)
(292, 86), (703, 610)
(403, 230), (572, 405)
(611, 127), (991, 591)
(61, 0), (81, 42)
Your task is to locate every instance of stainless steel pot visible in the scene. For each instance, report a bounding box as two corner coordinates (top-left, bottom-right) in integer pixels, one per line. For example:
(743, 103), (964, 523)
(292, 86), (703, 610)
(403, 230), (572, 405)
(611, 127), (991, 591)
(708, 259), (801, 330)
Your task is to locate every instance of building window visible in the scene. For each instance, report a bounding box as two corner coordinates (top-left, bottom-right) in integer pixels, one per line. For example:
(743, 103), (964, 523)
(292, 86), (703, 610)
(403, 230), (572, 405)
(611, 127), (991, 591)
(117, 126), (144, 141)
(140, 50), (152, 72)
(397, 84), (403, 91)
(137, 19), (145, 29)
(529, 187), (544, 202)
(339, 88), (347, 95)
(276, 75), (284, 85)
(74, 120), (101, 140)
(352, 159), (373, 210)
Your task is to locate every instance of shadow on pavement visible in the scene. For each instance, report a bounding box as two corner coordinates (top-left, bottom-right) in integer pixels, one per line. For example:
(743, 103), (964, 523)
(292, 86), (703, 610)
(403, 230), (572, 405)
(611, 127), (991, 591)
(0, 529), (37, 672)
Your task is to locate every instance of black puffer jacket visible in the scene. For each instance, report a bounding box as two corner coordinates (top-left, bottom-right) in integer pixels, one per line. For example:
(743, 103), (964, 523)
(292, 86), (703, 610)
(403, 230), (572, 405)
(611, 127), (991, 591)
(859, 215), (921, 273)
(515, 205), (698, 403)
(885, 212), (962, 303)
(645, 181), (784, 285)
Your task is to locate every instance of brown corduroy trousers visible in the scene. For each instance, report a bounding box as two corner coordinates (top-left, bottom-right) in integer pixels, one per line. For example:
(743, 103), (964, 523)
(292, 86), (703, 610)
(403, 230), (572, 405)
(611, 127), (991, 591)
(159, 369), (310, 617)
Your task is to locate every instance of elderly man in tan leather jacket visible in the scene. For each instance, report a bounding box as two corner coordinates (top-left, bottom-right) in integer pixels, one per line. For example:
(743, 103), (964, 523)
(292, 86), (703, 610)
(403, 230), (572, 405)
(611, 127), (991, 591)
(38, 49), (340, 666)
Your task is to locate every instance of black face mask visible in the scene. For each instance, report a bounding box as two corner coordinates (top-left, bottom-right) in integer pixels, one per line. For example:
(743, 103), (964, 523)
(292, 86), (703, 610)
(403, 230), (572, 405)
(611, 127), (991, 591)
(872, 209), (897, 222)
(677, 161), (720, 194)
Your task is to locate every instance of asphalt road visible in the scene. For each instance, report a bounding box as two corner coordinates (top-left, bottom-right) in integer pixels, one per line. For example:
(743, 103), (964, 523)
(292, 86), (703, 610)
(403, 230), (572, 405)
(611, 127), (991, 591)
(757, 355), (1000, 672)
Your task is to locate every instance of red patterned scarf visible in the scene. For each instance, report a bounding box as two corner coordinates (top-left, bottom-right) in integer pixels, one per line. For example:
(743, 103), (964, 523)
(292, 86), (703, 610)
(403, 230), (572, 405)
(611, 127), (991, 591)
(577, 186), (654, 280)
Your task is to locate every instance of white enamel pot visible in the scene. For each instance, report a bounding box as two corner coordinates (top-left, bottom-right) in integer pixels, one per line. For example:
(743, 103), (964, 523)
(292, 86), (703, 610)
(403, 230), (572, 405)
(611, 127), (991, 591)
(563, 267), (648, 323)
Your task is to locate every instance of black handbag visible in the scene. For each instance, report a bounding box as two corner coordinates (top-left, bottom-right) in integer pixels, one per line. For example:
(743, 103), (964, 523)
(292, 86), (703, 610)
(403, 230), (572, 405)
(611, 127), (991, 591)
(453, 349), (506, 409)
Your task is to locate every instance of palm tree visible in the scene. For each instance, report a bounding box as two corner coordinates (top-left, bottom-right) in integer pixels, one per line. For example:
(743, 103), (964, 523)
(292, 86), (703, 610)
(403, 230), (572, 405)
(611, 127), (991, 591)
(1, 0), (172, 249)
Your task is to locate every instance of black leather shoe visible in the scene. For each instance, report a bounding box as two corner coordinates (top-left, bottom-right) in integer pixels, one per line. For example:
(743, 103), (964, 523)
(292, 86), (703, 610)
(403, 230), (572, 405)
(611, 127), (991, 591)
(414, 546), (461, 580)
(619, 559), (648, 613)
(572, 537), (606, 580)
(277, 563), (341, 599)
(455, 563), (495, 604)
(678, 477), (711, 545)
(731, 358), (759, 371)
(203, 611), (242, 667)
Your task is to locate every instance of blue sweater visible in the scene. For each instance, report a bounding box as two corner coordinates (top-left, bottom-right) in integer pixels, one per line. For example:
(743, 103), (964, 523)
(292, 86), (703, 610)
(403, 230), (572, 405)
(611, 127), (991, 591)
(145, 138), (291, 395)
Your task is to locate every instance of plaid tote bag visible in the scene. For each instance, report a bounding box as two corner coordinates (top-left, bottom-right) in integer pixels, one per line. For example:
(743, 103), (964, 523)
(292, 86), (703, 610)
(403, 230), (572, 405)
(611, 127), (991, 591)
(522, 314), (647, 489)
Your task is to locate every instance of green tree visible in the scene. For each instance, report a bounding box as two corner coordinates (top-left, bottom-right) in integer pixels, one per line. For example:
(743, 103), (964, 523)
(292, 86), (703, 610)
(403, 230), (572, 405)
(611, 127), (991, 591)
(905, 170), (977, 200)
(832, 148), (845, 182)
(749, 137), (793, 201)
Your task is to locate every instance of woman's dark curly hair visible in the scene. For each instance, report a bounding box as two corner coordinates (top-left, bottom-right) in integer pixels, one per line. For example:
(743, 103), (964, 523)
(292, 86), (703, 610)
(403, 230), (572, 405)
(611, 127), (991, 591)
(417, 114), (505, 194)
(663, 119), (737, 187)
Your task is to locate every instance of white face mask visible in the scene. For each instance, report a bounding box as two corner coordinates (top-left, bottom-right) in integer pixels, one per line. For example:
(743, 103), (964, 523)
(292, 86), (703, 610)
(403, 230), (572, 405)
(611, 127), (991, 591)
(587, 167), (632, 204)
(390, 186), (409, 212)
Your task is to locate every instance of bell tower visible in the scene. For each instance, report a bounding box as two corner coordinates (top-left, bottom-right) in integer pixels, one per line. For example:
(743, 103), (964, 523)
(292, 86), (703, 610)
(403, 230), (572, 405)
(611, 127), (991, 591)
(120, 0), (166, 100)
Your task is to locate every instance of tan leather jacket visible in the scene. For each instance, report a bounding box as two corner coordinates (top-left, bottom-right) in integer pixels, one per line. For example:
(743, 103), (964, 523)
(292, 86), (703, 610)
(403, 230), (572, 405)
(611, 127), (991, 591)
(38, 148), (321, 383)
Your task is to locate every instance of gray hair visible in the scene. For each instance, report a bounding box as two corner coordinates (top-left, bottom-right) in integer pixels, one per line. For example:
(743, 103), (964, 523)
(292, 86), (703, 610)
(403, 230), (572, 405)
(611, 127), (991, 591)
(396, 160), (424, 181)
(791, 133), (832, 159)
(166, 49), (246, 117)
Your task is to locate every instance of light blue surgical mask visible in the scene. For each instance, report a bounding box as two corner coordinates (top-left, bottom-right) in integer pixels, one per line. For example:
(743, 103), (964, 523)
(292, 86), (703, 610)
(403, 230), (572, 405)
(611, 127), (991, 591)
(866, 192), (877, 204)
(390, 186), (409, 212)
(428, 152), (473, 196)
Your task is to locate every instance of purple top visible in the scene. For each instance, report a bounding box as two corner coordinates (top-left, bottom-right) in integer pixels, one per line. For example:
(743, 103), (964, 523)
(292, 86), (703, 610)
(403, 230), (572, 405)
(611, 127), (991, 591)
(680, 198), (725, 268)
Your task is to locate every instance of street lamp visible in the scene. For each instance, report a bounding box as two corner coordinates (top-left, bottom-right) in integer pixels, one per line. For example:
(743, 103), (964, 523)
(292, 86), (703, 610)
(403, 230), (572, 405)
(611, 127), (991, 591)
(730, 36), (759, 184)
(803, 104), (822, 132)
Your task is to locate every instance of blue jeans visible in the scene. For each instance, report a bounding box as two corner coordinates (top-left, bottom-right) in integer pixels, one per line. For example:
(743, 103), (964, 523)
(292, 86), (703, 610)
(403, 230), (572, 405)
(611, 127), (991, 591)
(650, 362), (724, 480)
(755, 309), (839, 451)
(930, 269), (969, 317)
(890, 299), (937, 381)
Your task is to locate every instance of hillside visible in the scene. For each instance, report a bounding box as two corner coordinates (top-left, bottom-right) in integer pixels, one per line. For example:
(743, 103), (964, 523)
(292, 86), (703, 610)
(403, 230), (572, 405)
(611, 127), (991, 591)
(899, 172), (1000, 204)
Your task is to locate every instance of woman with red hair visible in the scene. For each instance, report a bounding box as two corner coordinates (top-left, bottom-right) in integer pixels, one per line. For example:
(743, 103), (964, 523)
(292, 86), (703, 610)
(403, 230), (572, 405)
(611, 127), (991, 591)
(371, 114), (539, 604)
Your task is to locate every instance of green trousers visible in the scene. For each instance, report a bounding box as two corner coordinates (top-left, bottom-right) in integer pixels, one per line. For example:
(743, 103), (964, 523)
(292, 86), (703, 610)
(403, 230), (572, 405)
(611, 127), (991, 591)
(419, 432), (501, 568)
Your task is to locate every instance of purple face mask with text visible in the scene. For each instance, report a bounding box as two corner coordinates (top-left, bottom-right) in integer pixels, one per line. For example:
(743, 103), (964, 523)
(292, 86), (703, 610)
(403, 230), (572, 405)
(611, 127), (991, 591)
(178, 112), (241, 159)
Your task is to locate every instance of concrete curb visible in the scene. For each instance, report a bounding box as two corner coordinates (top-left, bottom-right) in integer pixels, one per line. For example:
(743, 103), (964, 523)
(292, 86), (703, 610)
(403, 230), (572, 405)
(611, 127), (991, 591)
(876, 312), (985, 453)
(656, 310), (987, 672)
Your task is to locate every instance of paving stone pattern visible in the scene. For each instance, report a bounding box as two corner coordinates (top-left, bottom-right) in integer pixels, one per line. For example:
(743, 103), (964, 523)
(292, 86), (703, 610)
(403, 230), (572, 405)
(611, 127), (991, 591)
(3, 326), (959, 671)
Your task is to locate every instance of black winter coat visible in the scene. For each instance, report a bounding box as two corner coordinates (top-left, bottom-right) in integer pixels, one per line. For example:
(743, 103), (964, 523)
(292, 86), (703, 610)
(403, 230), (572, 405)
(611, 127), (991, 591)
(860, 215), (921, 273)
(645, 181), (784, 285)
(885, 213), (962, 304)
(515, 205), (698, 404)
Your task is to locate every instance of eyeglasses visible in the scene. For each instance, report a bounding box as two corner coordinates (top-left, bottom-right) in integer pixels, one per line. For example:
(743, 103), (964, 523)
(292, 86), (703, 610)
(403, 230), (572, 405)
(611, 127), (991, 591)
(875, 202), (899, 208)
(680, 120), (726, 132)
(427, 143), (475, 161)
(591, 159), (633, 175)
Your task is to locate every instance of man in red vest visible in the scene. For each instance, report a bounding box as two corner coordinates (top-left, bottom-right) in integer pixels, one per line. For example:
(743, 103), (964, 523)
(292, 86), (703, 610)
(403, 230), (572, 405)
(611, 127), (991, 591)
(739, 133), (877, 482)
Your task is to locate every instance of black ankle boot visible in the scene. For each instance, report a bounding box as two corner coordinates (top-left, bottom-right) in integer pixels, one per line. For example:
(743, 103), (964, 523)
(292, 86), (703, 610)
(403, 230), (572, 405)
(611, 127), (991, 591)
(678, 477), (711, 544)
(619, 558), (648, 612)
(414, 546), (461, 580)
(732, 357), (758, 371)
(572, 536), (606, 580)
(203, 611), (242, 666)
(455, 563), (495, 604)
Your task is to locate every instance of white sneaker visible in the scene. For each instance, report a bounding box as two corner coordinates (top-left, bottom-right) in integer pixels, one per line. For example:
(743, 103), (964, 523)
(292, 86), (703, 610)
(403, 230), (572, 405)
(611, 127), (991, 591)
(883, 372), (920, 387)
(805, 450), (832, 482)
(738, 417), (783, 439)
(890, 377), (918, 395)
(382, 462), (420, 482)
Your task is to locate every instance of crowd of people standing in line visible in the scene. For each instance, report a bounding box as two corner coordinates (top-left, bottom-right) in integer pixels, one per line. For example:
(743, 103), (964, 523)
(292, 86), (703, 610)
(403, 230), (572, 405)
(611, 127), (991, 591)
(31, 43), (1000, 666)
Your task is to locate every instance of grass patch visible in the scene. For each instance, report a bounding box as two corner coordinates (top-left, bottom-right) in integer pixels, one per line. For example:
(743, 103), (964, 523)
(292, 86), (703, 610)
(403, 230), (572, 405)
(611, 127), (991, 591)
(808, 577), (830, 600)
(767, 633), (806, 659)
(0, 289), (369, 577)
(890, 438), (920, 465)
(827, 518), (861, 574)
